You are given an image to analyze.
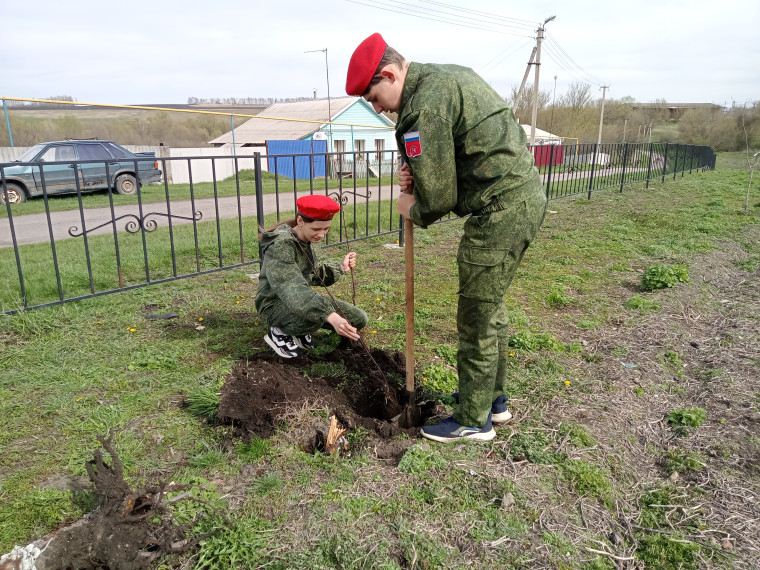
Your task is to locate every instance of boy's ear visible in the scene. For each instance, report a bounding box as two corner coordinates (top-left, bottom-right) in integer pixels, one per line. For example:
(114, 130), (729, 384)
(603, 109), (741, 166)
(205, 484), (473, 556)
(379, 65), (397, 83)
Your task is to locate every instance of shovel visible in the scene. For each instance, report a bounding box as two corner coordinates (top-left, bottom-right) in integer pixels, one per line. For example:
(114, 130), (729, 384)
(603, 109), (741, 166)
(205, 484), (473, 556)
(397, 217), (420, 428)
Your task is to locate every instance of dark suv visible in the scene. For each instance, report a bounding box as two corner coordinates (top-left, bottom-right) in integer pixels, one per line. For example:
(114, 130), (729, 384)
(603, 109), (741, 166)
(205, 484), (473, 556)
(0, 140), (163, 204)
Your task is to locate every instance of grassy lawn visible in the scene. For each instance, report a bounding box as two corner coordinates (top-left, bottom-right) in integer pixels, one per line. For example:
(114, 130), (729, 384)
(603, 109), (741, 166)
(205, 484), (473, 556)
(1, 159), (759, 567)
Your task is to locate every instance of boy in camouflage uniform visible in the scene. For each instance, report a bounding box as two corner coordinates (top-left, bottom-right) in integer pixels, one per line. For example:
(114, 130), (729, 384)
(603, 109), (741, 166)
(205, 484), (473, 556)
(346, 33), (546, 443)
(255, 195), (368, 358)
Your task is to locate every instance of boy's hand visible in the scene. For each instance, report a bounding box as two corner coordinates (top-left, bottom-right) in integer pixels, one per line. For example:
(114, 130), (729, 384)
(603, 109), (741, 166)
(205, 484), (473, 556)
(327, 312), (360, 340)
(397, 193), (416, 220)
(341, 251), (357, 273)
(398, 162), (414, 194)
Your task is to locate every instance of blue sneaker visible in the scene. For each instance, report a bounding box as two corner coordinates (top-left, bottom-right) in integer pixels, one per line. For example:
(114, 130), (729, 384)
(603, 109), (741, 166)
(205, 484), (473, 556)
(452, 392), (512, 424)
(420, 414), (495, 443)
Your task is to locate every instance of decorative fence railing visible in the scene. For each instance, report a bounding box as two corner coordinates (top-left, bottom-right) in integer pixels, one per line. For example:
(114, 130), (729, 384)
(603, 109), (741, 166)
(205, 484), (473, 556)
(1, 143), (715, 315)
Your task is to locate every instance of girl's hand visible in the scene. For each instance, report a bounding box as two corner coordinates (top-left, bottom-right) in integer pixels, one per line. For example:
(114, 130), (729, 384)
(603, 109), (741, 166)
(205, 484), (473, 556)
(398, 163), (414, 194)
(342, 251), (357, 273)
(327, 312), (360, 340)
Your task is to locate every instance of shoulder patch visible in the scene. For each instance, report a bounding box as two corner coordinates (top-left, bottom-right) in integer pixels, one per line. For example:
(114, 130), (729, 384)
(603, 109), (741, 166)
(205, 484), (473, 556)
(403, 131), (422, 157)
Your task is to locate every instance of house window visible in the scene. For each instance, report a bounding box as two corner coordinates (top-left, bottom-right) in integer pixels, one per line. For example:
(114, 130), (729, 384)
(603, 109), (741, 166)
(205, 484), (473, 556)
(354, 139), (365, 160)
(334, 140), (346, 155)
(374, 139), (385, 162)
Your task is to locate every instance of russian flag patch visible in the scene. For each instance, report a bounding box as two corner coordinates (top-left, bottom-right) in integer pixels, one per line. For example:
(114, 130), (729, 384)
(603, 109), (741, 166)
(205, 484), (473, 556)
(404, 131), (422, 157)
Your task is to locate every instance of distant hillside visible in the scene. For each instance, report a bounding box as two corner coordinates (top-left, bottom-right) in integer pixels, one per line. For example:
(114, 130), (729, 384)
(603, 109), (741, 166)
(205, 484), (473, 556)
(0, 103), (269, 148)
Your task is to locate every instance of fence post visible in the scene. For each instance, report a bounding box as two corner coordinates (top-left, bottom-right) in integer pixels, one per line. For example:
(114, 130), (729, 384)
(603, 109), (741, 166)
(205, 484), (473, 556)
(689, 145), (695, 175)
(619, 143), (629, 193)
(662, 143), (669, 183)
(545, 145), (556, 200)
(2, 170), (26, 309)
(254, 152), (265, 265)
(673, 144), (679, 180)
(2, 99), (14, 147)
(645, 142), (654, 188)
(587, 144), (598, 200)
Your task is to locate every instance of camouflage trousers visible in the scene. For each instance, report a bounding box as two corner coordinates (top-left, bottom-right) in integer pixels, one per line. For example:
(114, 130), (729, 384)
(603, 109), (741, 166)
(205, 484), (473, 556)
(260, 297), (368, 337)
(453, 178), (547, 428)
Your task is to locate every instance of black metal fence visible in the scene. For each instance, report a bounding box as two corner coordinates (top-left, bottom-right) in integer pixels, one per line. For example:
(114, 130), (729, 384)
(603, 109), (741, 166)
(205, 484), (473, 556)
(0, 143), (715, 315)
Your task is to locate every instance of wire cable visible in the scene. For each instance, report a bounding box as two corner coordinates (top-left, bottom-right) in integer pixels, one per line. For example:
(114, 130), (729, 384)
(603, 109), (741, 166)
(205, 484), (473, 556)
(544, 32), (605, 86)
(542, 42), (597, 86)
(480, 39), (534, 73)
(345, 0), (535, 37)
(395, 0), (537, 28)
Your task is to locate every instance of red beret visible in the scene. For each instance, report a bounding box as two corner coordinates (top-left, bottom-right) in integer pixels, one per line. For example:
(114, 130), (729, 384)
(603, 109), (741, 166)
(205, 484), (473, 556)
(345, 33), (387, 96)
(296, 195), (340, 221)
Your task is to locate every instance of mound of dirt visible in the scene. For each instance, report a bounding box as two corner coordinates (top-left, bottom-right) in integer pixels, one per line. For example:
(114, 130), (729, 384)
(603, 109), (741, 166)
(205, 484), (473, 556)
(218, 346), (433, 447)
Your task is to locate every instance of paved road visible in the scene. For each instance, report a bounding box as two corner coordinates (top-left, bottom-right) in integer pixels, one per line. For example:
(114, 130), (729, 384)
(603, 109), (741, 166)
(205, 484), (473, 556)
(0, 167), (645, 248)
(0, 185), (395, 248)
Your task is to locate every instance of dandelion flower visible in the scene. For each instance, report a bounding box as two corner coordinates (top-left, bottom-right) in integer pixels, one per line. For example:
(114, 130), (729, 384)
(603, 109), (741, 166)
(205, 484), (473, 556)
(372, 330), (377, 334)
(198, 317), (204, 322)
(129, 328), (136, 333)
(509, 352), (515, 357)
(76, 397), (83, 402)
(564, 380), (571, 386)
(376, 297), (381, 301)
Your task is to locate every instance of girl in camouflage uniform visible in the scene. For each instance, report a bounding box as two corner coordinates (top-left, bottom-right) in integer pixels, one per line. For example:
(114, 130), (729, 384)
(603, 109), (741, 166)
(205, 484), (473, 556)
(347, 33), (547, 443)
(255, 195), (368, 358)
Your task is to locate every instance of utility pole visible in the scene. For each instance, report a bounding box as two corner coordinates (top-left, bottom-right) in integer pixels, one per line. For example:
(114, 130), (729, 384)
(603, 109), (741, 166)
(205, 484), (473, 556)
(596, 85), (609, 147)
(550, 74), (557, 134)
(515, 46), (536, 116)
(305, 48), (333, 147)
(530, 15), (555, 146)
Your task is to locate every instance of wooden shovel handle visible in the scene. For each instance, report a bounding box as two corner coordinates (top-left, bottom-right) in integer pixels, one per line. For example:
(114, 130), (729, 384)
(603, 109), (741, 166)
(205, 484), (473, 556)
(405, 218), (414, 393)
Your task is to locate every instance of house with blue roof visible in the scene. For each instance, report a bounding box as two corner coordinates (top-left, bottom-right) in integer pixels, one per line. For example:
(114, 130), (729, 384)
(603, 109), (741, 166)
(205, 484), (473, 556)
(209, 97), (397, 178)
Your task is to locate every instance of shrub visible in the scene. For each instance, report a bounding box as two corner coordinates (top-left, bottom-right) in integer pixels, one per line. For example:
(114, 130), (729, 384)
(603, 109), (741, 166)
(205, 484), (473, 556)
(641, 263), (690, 291)
(662, 449), (707, 475)
(435, 344), (457, 366)
(508, 331), (564, 352)
(667, 407), (706, 436)
(624, 295), (660, 312)
(420, 363), (458, 397)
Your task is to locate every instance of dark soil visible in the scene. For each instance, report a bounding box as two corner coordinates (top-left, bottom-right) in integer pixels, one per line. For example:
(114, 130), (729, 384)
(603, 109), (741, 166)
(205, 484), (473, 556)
(218, 346), (433, 451)
(18, 434), (197, 570)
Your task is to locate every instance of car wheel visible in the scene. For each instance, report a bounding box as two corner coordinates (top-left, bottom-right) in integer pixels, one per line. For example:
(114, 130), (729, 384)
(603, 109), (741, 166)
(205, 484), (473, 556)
(0, 183), (26, 204)
(114, 174), (138, 195)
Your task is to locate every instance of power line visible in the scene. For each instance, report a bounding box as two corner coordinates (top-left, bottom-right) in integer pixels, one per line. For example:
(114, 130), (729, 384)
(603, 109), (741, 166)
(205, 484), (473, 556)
(480, 39), (534, 73)
(344, 0), (535, 37)
(544, 32), (604, 86)
(403, 0), (537, 28)
(541, 41), (597, 86)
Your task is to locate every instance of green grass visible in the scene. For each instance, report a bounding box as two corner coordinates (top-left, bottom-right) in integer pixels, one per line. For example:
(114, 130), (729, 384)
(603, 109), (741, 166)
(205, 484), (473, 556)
(0, 160), (758, 566)
(0, 199), (401, 312)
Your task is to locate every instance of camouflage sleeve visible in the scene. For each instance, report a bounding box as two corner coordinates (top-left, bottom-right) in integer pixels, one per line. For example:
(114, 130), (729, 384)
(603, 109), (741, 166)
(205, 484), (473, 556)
(264, 240), (335, 322)
(310, 261), (343, 287)
(400, 110), (458, 228)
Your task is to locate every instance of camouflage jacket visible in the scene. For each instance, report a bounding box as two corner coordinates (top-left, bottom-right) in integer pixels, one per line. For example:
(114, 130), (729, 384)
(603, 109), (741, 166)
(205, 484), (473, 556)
(254, 224), (344, 323)
(395, 62), (539, 228)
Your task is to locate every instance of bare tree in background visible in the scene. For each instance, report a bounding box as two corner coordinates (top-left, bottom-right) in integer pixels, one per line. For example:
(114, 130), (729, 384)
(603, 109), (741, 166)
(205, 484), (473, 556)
(507, 84), (550, 124)
(562, 81), (593, 111)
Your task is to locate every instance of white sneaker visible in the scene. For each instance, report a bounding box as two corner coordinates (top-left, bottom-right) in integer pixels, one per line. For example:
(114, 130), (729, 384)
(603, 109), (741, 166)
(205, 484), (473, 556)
(294, 334), (314, 350)
(265, 327), (303, 358)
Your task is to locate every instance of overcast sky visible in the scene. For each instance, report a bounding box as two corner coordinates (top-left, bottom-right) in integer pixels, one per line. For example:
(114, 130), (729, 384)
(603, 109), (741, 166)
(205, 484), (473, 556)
(3, 0), (758, 108)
